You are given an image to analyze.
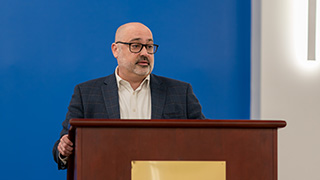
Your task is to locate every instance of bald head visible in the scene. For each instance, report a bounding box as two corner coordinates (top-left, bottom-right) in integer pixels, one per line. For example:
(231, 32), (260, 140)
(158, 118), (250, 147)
(115, 22), (153, 42)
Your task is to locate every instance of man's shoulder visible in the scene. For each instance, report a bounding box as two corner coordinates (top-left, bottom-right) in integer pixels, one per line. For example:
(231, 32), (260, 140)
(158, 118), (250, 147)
(76, 74), (115, 87)
(151, 74), (190, 87)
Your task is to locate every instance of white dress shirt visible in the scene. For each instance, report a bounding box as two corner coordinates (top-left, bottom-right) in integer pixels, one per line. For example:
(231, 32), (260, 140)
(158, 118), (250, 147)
(115, 68), (152, 119)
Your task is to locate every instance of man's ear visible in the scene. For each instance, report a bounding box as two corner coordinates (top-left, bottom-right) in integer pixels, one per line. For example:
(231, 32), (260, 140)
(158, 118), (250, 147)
(111, 43), (118, 58)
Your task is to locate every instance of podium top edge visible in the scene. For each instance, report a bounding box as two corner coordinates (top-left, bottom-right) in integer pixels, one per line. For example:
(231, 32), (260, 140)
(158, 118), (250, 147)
(69, 119), (287, 129)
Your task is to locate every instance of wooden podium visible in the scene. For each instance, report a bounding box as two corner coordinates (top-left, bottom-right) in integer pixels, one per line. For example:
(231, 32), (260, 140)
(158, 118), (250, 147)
(67, 119), (286, 180)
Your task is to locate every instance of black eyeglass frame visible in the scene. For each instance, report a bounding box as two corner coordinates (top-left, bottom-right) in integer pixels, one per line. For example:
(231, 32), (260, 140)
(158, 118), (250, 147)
(115, 41), (159, 54)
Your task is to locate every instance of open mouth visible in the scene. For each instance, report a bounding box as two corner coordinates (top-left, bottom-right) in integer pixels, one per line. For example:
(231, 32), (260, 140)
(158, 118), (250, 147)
(136, 60), (150, 66)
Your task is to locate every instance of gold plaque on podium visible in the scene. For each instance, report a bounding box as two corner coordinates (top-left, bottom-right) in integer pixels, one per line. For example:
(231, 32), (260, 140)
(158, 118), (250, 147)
(131, 161), (226, 180)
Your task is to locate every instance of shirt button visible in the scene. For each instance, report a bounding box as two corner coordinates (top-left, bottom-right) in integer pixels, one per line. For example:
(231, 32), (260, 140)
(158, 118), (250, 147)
(133, 109), (136, 112)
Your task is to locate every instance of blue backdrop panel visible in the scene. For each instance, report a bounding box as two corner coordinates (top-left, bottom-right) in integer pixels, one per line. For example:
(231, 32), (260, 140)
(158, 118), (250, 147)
(0, 0), (250, 179)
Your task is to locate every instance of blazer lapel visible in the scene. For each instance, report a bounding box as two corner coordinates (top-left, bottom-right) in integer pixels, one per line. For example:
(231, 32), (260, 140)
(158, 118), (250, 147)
(101, 74), (120, 119)
(150, 74), (166, 119)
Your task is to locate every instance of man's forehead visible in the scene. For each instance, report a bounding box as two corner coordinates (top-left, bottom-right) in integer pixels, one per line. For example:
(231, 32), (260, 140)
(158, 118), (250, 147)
(120, 28), (153, 41)
(129, 37), (153, 42)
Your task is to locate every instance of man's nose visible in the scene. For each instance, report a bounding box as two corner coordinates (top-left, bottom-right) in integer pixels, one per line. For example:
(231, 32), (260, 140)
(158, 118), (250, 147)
(139, 45), (149, 55)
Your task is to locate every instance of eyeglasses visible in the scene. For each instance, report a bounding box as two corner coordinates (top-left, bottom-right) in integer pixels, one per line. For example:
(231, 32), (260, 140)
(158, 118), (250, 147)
(115, 41), (159, 54)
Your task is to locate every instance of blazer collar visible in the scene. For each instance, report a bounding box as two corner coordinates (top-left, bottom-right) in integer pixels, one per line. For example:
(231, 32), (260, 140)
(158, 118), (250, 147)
(101, 73), (120, 119)
(100, 73), (167, 119)
(150, 74), (166, 119)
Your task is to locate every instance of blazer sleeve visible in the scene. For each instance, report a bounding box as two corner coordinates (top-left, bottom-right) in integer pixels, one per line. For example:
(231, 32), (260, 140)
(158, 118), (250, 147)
(52, 85), (84, 170)
(186, 83), (206, 119)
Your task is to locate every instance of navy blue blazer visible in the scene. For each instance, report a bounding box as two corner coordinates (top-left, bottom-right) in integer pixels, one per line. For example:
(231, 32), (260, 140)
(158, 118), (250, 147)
(53, 73), (205, 169)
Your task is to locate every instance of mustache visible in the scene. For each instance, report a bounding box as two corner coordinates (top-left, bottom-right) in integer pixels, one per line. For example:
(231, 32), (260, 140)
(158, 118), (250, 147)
(135, 56), (150, 64)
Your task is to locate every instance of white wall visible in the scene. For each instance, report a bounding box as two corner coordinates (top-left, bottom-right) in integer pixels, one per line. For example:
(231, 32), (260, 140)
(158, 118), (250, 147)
(252, 0), (320, 179)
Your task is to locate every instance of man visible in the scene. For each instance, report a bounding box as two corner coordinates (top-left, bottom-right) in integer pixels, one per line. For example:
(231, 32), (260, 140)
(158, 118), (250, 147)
(52, 22), (205, 170)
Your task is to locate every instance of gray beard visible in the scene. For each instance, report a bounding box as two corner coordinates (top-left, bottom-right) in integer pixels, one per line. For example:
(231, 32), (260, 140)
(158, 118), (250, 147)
(133, 65), (151, 76)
